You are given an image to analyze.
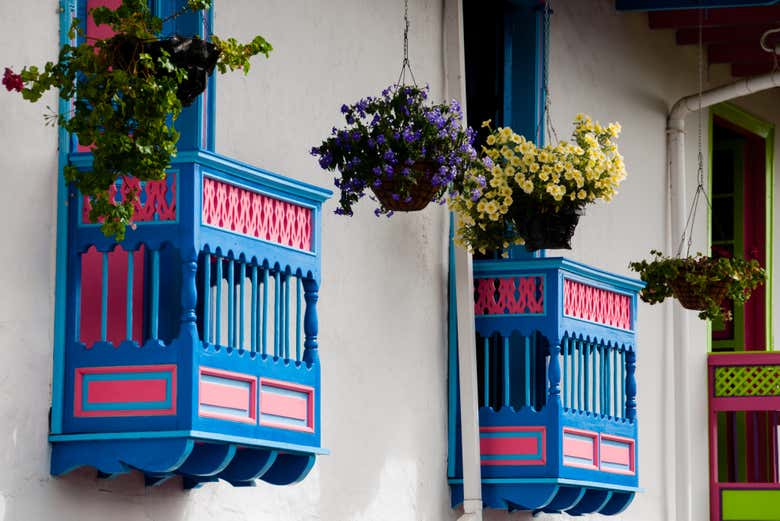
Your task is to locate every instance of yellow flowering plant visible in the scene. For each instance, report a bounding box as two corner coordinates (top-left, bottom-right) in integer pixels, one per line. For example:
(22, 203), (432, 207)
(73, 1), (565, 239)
(449, 114), (626, 253)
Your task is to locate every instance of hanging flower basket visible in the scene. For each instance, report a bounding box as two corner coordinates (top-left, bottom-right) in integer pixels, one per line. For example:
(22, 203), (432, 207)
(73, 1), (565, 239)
(4, 0), (272, 240)
(449, 115), (626, 255)
(370, 161), (440, 212)
(669, 277), (730, 312)
(108, 35), (220, 107)
(510, 196), (583, 251)
(311, 84), (476, 217)
(629, 250), (766, 321)
(148, 36), (220, 107)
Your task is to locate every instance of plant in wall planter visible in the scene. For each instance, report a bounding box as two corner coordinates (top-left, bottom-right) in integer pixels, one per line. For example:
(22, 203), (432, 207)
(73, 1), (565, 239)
(311, 84), (477, 216)
(3, 0), (272, 240)
(449, 114), (626, 254)
(629, 250), (766, 321)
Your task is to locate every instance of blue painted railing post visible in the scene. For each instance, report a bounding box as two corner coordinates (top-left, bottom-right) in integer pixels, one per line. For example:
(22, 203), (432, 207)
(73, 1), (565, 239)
(625, 349), (637, 421)
(302, 278), (319, 366)
(181, 253), (199, 343)
(547, 342), (561, 407)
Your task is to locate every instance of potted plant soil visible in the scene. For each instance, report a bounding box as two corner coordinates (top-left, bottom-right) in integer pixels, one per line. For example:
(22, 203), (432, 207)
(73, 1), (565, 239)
(449, 114), (626, 254)
(3, 0), (272, 240)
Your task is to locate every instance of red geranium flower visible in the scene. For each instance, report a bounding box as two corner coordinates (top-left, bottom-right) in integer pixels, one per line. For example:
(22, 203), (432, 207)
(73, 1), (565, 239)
(2, 68), (23, 92)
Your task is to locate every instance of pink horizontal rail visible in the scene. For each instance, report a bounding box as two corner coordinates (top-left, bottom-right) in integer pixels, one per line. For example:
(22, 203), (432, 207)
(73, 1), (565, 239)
(709, 352), (780, 367)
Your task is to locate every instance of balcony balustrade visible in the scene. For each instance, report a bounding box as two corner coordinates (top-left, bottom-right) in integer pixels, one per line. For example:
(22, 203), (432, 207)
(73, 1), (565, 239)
(449, 256), (643, 515)
(50, 150), (330, 488)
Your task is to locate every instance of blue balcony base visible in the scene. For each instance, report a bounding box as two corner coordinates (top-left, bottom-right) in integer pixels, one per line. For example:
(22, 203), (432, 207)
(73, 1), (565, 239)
(50, 433), (323, 487)
(449, 479), (636, 515)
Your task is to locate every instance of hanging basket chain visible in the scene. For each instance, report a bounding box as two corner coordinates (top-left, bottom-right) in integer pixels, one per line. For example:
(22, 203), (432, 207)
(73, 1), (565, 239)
(396, 0), (418, 86)
(535, 0), (558, 145)
(677, 5), (713, 258)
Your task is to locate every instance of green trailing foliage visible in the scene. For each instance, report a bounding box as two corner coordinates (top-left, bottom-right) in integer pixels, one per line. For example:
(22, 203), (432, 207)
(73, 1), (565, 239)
(5, 0), (272, 240)
(629, 250), (766, 322)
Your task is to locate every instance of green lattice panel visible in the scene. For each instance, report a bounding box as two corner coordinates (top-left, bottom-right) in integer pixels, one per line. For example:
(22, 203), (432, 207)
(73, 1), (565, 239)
(715, 365), (780, 397)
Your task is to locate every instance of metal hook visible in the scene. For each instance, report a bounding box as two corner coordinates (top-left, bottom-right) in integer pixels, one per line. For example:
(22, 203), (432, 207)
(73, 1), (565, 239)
(760, 27), (780, 54)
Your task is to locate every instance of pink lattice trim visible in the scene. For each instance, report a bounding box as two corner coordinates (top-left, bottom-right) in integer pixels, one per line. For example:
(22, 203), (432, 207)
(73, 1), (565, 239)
(202, 177), (313, 251)
(474, 276), (544, 316)
(81, 175), (177, 224)
(563, 279), (632, 330)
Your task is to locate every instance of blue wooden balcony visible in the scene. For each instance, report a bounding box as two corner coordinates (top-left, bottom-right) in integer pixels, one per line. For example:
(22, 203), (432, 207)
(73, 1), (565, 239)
(449, 257), (643, 515)
(49, 149), (331, 488)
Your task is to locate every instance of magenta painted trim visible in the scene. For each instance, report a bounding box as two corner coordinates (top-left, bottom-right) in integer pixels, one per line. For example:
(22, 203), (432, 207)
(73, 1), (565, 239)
(562, 428), (599, 470)
(480, 426), (544, 433)
(716, 482), (780, 489)
(710, 396), (780, 412)
(480, 436), (538, 455)
(258, 378), (315, 433)
(741, 131), (767, 351)
(474, 276), (544, 316)
(73, 364), (176, 417)
(198, 367), (257, 424)
(202, 177), (313, 251)
(88, 378), (167, 404)
(481, 460), (543, 466)
(708, 352), (780, 367)
(600, 433), (636, 475)
(79, 0), (120, 152)
(80, 246), (145, 347)
(563, 278), (632, 330)
(86, 0), (120, 40)
(80, 247), (102, 346)
(82, 175), (177, 224)
(479, 426), (547, 466)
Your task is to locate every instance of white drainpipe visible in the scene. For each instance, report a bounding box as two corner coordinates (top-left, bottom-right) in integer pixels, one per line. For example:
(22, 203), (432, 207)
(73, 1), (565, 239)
(443, 0), (483, 518)
(667, 70), (780, 521)
(454, 237), (483, 521)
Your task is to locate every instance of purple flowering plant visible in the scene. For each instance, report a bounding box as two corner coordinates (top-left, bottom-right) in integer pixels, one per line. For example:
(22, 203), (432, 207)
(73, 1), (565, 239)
(311, 84), (476, 216)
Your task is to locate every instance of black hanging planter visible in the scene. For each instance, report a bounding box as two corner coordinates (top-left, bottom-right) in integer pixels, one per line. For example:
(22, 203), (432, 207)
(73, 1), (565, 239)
(109, 35), (220, 107)
(511, 197), (583, 252)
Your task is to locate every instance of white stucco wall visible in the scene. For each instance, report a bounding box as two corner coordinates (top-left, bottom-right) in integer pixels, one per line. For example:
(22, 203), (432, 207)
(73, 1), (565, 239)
(1, 1), (779, 520)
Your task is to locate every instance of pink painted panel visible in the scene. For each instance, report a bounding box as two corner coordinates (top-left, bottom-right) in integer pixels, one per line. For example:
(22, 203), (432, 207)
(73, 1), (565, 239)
(474, 276), (544, 316)
(601, 442), (630, 466)
(202, 177), (313, 251)
(479, 426), (546, 466)
(87, 379), (167, 404)
(599, 434), (636, 475)
(564, 435), (596, 460)
(258, 378), (314, 433)
(200, 381), (251, 412)
(86, 0), (121, 41)
(480, 436), (538, 456)
(78, 0), (121, 152)
(82, 175), (177, 224)
(562, 428), (599, 469)
(80, 246), (145, 347)
(73, 364), (177, 417)
(563, 278), (632, 330)
(80, 247), (102, 345)
(198, 367), (257, 424)
(259, 393), (308, 421)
